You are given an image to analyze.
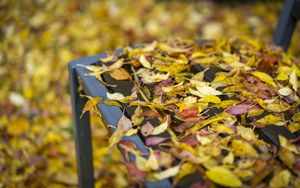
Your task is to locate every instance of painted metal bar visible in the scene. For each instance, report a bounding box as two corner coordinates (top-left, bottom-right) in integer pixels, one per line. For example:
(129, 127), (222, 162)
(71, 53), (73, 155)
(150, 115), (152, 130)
(70, 53), (172, 187)
(69, 57), (100, 188)
(273, 0), (298, 51)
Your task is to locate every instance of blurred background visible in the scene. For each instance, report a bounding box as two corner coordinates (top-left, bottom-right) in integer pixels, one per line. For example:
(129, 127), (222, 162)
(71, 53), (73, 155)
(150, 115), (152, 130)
(1, 0), (300, 187)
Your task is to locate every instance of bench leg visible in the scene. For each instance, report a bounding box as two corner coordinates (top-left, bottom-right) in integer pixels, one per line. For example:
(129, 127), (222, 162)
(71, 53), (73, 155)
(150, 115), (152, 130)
(273, 0), (297, 51)
(69, 65), (94, 188)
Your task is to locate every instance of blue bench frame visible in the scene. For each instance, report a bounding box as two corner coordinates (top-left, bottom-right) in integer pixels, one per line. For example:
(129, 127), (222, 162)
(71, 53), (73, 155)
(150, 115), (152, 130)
(69, 0), (300, 187)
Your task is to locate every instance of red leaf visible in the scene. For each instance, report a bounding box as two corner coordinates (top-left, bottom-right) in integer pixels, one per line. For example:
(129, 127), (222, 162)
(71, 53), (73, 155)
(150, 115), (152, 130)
(145, 136), (168, 146)
(189, 181), (211, 188)
(125, 162), (147, 182)
(226, 103), (256, 115)
(155, 79), (173, 94)
(293, 159), (300, 170)
(118, 140), (136, 150)
(180, 136), (198, 146)
(177, 106), (199, 119)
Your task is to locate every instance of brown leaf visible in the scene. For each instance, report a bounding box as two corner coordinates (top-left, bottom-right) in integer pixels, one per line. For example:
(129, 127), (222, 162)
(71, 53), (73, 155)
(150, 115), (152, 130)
(257, 52), (278, 74)
(141, 110), (161, 120)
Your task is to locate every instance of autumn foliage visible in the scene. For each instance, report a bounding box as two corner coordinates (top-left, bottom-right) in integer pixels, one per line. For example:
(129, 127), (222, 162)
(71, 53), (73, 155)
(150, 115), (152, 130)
(1, 0), (300, 187)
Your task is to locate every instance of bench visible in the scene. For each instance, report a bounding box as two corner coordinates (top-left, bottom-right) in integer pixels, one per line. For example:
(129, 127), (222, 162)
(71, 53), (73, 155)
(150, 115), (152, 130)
(68, 0), (300, 187)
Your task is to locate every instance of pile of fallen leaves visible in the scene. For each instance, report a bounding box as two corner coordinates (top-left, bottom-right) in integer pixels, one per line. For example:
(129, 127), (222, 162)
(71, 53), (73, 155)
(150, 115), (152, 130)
(1, 0), (300, 187)
(84, 38), (300, 187)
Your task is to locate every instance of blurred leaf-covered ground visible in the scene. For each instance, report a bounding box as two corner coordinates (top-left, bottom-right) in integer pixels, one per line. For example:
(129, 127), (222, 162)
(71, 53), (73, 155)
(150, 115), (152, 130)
(1, 0), (300, 187)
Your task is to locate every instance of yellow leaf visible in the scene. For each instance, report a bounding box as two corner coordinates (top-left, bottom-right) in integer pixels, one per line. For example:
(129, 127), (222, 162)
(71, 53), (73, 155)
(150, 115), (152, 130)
(53, 172), (78, 186)
(124, 128), (138, 136)
(106, 92), (137, 103)
(288, 122), (300, 133)
(213, 73), (227, 82)
(191, 51), (206, 59)
(106, 92), (125, 100)
(192, 71), (205, 81)
(232, 139), (258, 157)
(100, 55), (115, 63)
(278, 148), (295, 170)
(247, 108), (264, 117)
(277, 73), (289, 81)
(0, 116), (8, 129)
(211, 123), (235, 134)
(142, 41), (158, 52)
(278, 87), (293, 96)
(135, 155), (148, 171)
(109, 68), (131, 80)
(151, 115), (170, 135)
(189, 86), (222, 98)
(44, 132), (63, 143)
(139, 54), (152, 69)
(199, 95), (221, 103)
(189, 88), (203, 98)
(159, 43), (189, 53)
(222, 52), (240, 64)
(269, 170), (291, 188)
(108, 127), (124, 149)
(161, 82), (183, 93)
(237, 159), (255, 169)
(256, 115), (282, 125)
(131, 106), (144, 126)
(9, 92), (27, 106)
(152, 165), (181, 180)
(137, 68), (169, 83)
(108, 114), (133, 148)
(236, 126), (256, 141)
(189, 79), (209, 87)
(173, 163), (196, 184)
(292, 112), (300, 121)
(109, 58), (124, 70)
(80, 96), (102, 118)
(289, 69), (298, 91)
(251, 71), (276, 87)
(196, 135), (213, 145)
(7, 118), (30, 136)
(191, 116), (224, 131)
(104, 100), (122, 108)
(265, 103), (289, 113)
(183, 96), (197, 104)
(222, 152), (234, 165)
(293, 177), (300, 187)
(234, 169), (253, 181)
(145, 149), (159, 170)
(194, 57), (218, 64)
(279, 135), (299, 154)
(196, 86), (222, 96)
(246, 55), (256, 66)
(218, 99), (240, 108)
(206, 166), (242, 187)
